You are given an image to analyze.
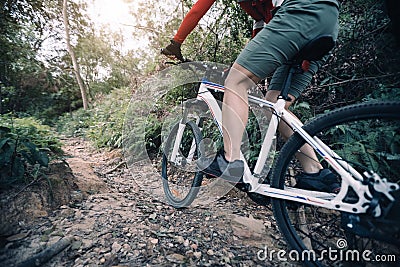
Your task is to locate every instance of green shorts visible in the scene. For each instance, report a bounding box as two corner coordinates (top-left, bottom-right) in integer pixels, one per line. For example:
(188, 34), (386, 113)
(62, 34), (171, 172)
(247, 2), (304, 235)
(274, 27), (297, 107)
(236, 0), (339, 98)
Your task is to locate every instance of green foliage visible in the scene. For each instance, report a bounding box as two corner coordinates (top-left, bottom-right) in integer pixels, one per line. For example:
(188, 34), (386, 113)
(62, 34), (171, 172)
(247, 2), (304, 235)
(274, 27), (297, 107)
(290, 101), (313, 122)
(363, 84), (400, 101)
(243, 112), (263, 169)
(308, 0), (400, 113)
(326, 118), (400, 179)
(75, 30), (141, 99)
(145, 114), (162, 156)
(181, 0), (249, 64)
(0, 115), (62, 187)
(0, 0), (144, 123)
(57, 87), (131, 149)
(0, 0), (92, 122)
(1, 115), (62, 154)
(56, 109), (94, 137)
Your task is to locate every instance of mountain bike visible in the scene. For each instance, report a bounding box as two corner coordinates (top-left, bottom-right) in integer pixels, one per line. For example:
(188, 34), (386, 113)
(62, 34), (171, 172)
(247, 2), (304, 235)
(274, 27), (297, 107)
(160, 35), (400, 266)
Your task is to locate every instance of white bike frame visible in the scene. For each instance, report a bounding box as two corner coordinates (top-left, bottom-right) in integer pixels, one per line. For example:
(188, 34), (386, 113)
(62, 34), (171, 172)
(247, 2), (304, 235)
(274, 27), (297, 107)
(171, 79), (398, 216)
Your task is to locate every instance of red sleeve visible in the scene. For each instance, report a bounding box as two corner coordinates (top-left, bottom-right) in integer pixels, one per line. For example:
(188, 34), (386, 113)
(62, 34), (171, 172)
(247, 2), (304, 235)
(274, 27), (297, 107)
(173, 0), (216, 44)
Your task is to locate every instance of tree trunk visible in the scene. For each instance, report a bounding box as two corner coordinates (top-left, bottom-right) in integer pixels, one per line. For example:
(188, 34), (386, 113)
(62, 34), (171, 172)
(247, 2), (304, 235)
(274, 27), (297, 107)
(62, 0), (89, 110)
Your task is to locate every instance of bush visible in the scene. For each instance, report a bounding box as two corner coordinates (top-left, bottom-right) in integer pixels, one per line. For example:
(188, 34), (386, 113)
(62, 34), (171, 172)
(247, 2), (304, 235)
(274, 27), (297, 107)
(0, 115), (62, 187)
(57, 87), (131, 149)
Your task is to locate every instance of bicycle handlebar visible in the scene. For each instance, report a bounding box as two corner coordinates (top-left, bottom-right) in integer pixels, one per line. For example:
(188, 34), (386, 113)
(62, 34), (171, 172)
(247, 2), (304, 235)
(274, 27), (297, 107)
(166, 59), (229, 84)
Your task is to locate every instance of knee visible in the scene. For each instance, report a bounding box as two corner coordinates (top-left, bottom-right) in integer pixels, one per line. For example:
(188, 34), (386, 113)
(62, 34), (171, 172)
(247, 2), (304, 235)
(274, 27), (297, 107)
(224, 63), (259, 93)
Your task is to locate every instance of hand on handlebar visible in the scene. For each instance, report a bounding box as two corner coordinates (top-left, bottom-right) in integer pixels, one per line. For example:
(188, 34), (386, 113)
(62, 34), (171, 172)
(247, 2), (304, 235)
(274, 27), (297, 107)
(161, 39), (185, 62)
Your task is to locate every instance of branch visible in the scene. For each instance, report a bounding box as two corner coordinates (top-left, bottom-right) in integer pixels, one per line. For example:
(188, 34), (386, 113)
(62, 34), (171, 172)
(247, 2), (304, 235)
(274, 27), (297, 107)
(120, 23), (161, 35)
(312, 73), (400, 89)
(16, 236), (72, 267)
(103, 161), (126, 175)
(12, 176), (43, 199)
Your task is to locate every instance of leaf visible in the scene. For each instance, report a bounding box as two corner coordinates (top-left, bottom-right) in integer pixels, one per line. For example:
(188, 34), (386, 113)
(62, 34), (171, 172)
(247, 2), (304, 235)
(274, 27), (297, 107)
(21, 151), (35, 165)
(21, 141), (49, 167)
(22, 141), (36, 151)
(0, 127), (11, 139)
(0, 141), (15, 166)
(295, 102), (310, 110)
(37, 151), (49, 167)
(0, 138), (11, 150)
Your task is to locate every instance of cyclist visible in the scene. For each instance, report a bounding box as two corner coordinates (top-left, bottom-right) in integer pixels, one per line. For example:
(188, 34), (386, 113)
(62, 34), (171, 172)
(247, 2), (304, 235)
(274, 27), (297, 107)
(162, 0), (341, 193)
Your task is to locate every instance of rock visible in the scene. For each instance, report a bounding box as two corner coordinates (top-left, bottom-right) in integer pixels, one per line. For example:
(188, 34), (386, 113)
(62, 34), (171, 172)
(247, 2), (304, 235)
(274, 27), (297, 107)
(175, 235), (185, 244)
(60, 209), (74, 218)
(47, 236), (62, 246)
(231, 214), (265, 240)
(111, 242), (122, 253)
(123, 243), (131, 250)
(193, 251), (202, 259)
(6, 232), (29, 242)
(149, 238), (158, 245)
(71, 240), (82, 250)
(166, 253), (185, 263)
(81, 238), (93, 249)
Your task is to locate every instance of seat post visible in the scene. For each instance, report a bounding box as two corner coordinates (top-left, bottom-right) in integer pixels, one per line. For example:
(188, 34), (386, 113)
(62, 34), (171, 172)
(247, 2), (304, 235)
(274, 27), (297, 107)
(277, 35), (335, 102)
(279, 63), (302, 101)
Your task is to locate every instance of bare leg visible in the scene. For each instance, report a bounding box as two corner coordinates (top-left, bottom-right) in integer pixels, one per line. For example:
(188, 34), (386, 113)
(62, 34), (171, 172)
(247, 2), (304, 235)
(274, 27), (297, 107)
(265, 90), (322, 173)
(222, 64), (322, 174)
(223, 63), (259, 161)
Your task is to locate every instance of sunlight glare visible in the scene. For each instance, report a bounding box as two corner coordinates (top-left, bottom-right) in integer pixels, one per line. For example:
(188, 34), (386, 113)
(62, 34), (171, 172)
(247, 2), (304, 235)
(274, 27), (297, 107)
(86, 0), (148, 52)
(88, 0), (132, 30)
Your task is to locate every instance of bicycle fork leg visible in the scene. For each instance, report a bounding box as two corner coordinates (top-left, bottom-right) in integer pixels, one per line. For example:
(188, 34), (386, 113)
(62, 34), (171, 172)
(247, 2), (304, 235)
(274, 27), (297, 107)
(186, 117), (202, 163)
(170, 108), (203, 164)
(170, 122), (186, 163)
(170, 108), (190, 163)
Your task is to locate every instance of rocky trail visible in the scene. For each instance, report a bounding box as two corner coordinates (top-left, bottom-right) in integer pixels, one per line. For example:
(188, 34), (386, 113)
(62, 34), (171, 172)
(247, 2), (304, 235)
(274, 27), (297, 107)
(0, 137), (290, 266)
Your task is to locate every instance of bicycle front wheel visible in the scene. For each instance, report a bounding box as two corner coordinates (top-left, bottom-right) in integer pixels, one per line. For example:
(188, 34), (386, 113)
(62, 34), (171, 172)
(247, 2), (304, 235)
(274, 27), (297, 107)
(162, 120), (204, 208)
(271, 101), (400, 266)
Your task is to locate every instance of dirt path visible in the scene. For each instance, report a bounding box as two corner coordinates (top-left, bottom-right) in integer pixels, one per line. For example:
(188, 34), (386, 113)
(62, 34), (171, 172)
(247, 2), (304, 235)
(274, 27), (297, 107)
(0, 137), (290, 266)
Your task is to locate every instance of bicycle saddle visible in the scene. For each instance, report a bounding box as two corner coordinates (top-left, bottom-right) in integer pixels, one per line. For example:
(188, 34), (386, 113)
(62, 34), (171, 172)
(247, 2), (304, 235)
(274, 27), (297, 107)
(296, 35), (335, 62)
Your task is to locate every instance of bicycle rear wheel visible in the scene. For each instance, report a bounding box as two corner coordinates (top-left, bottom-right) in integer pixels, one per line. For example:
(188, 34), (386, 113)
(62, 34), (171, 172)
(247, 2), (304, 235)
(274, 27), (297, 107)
(271, 101), (400, 266)
(162, 120), (204, 208)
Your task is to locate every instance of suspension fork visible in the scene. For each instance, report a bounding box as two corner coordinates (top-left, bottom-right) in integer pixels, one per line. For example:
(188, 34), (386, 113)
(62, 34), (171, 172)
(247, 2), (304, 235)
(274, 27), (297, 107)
(186, 116), (202, 163)
(170, 105), (190, 163)
(170, 100), (203, 164)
